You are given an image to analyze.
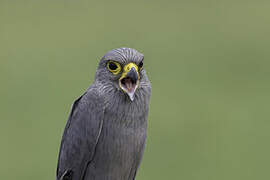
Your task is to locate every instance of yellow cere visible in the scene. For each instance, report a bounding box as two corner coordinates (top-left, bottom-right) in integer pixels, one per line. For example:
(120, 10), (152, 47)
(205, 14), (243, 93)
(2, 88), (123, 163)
(120, 63), (139, 80)
(107, 60), (121, 75)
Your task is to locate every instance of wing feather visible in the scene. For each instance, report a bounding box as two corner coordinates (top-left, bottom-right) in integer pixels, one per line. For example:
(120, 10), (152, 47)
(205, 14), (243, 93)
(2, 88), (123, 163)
(56, 89), (104, 180)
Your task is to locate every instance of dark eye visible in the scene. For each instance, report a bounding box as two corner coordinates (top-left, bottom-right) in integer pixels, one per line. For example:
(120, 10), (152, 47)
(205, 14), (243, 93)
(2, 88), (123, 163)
(107, 61), (121, 75)
(108, 62), (117, 70)
(138, 61), (143, 69)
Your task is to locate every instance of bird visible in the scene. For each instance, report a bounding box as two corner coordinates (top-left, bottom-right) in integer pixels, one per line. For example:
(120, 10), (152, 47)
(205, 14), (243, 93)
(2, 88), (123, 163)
(56, 47), (152, 180)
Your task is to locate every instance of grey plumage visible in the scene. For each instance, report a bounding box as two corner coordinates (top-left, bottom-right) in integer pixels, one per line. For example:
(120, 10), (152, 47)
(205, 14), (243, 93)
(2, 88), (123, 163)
(56, 48), (151, 180)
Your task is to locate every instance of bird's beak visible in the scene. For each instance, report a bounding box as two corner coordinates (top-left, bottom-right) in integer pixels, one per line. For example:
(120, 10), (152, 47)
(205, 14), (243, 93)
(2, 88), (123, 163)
(119, 63), (139, 101)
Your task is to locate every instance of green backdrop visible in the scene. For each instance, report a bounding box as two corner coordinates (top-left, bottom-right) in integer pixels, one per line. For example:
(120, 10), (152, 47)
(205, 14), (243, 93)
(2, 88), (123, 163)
(1, 0), (270, 179)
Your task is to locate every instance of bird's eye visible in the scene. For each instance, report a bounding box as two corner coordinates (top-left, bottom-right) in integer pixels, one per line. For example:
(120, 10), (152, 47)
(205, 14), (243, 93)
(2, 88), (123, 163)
(109, 62), (117, 70)
(138, 61), (143, 70)
(107, 61), (121, 75)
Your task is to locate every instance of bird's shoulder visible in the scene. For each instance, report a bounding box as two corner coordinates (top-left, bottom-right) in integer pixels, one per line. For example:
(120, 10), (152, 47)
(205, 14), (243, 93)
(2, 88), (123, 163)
(83, 83), (106, 104)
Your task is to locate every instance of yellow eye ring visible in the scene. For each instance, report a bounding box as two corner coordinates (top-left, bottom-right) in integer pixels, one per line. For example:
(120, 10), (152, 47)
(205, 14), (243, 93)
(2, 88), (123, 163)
(107, 60), (121, 75)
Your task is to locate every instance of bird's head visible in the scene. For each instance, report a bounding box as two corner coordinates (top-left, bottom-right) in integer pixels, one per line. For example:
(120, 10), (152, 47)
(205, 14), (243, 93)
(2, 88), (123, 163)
(95, 47), (150, 101)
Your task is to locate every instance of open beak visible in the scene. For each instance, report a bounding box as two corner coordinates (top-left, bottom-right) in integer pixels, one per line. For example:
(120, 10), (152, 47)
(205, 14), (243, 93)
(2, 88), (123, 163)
(119, 63), (139, 101)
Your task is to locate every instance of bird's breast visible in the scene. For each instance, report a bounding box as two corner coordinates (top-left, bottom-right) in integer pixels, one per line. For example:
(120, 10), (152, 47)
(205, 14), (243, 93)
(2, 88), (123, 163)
(84, 88), (149, 179)
(86, 113), (147, 180)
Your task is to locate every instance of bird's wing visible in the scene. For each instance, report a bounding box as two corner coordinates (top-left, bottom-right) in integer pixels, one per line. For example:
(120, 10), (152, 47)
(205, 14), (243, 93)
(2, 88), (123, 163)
(56, 89), (104, 180)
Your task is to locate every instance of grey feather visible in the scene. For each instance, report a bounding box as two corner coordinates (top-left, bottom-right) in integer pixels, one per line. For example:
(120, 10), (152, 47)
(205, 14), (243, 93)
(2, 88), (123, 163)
(56, 48), (151, 180)
(57, 87), (105, 180)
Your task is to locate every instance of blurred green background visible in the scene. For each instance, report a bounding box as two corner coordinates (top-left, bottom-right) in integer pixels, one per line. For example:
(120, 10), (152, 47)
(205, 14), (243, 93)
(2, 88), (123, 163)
(1, 0), (270, 179)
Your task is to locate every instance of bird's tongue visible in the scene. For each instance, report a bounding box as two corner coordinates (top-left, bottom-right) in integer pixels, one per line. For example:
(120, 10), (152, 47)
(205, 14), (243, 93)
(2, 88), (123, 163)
(124, 78), (134, 93)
